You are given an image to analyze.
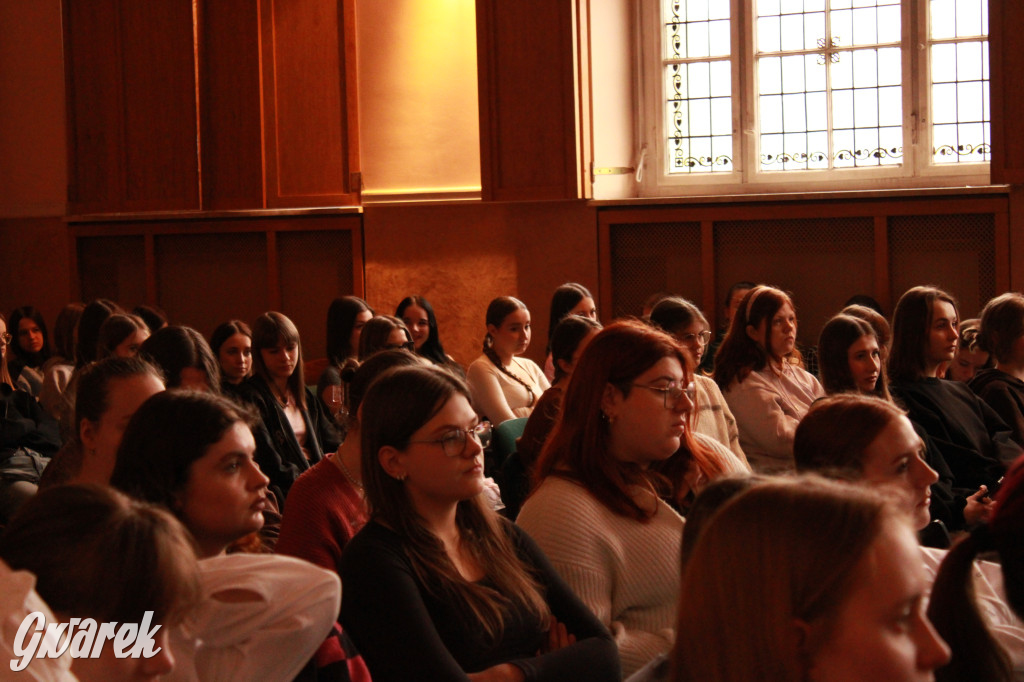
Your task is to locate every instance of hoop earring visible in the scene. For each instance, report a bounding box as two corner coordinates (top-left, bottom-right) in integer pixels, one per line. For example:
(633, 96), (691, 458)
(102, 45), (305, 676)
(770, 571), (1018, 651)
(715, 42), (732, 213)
(484, 334), (494, 349)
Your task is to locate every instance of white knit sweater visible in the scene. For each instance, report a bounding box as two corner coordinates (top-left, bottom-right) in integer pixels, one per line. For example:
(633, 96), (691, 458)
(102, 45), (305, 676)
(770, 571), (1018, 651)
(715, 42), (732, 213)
(516, 477), (683, 677)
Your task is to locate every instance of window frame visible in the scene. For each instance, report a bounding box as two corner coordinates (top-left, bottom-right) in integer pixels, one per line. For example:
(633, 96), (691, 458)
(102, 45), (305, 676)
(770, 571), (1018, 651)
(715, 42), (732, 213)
(636, 0), (991, 197)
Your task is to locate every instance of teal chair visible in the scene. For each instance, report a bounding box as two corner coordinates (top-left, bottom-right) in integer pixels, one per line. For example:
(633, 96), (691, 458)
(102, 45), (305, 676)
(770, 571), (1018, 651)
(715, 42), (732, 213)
(485, 417), (528, 478)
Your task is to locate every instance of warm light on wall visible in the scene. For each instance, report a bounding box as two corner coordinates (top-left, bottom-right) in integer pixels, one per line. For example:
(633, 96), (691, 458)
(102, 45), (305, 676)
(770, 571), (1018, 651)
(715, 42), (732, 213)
(356, 0), (482, 198)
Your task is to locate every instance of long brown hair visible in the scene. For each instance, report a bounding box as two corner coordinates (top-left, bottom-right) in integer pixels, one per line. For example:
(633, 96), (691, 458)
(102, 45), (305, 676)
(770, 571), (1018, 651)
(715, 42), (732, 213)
(713, 285), (794, 389)
(793, 394), (906, 475)
(360, 365), (550, 642)
(888, 286), (959, 382)
(534, 320), (697, 520)
(977, 292), (1024, 364)
(817, 314), (892, 401)
(252, 311), (307, 410)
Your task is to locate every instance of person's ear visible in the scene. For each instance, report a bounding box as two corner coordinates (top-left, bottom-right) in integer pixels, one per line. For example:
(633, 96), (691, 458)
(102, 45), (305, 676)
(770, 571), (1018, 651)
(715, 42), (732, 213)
(601, 382), (623, 422)
(378, 445), (407, 481)
(79, 418), (98, 452)
(791, 617), (818, 679)
(556, 357), (573, 376)
(746, 324), (760, 342)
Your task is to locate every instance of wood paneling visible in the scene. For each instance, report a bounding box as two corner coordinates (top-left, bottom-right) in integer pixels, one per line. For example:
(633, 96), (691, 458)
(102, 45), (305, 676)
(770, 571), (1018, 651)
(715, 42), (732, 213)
(989, 0), (1024, 184)
(198, 0), (264, 210)
(476, 0), (579, 201)
(260, 0), (360, 207)
(65, 0), (198, 213)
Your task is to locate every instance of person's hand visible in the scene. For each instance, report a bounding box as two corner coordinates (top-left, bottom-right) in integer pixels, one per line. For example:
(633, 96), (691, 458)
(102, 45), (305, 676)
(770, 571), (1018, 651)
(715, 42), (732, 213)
(468, 663), (526, 682)
(540, 616), (576, 653)
(964, 485), (996, 526)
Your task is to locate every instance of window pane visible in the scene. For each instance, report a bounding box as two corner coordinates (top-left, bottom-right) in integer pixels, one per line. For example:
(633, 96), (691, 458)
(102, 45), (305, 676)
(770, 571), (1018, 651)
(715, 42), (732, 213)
(930, 0), (956, 40)
(833, 89), (854, 129)
(804, 12), (825, 50)
(761, 94), (784, 133)
(851, 7), (878, 46)
(710, 60), (731, 97)
(784, 132), (809, 170)
(782, 55), (806, 93)
(834, 129), (857, 167)
(759, 56), (783, 95)
(712, 97), (732, 135)
(759, 0), (781, 18)
(932, 123), (959, 163)
(709, 19), (730, 55)
(852, 49), (879, 88)
(854, 88), (879, 129)
(854, 127), (880, 166)
(878, 47), (901, 86)
(688, 21), (710, 57)
(878, 86), (902, 126)
(956, 80), (983, 123)
(690, 98), (712, 136)
(760, 133), (785, 169)
(956, 41), (983, 82)
(689, 62), (711, 98)
(955, 0), (984, 37)
(711, 135), (734, 170)
(780, 13), (805, 52)
(808, 131), (830, 168)
(686, 0), (709, 21)
(877, 4), (901, 43)
(807, 92), (828, 131)
(931, 43), (956, 83)
(831, 9), (852, 46)
(879, 126), (903, 163)
(931, 83), (958, 123)
(758, 15), (781, 52)
(806, 53), (827, 91)
(832, 51), (854, 90)
(783, 93), (808, 133)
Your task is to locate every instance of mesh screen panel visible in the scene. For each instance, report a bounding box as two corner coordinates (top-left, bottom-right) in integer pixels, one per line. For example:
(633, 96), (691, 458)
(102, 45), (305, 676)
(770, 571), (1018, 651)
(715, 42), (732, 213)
(278, 230), (356, 359)
(714, 217), (874, 341)
(889, 213), (995, 317)
(155, 232), (268, 336)
(78, 236), (147, 307)
(610, 221), (702, 319)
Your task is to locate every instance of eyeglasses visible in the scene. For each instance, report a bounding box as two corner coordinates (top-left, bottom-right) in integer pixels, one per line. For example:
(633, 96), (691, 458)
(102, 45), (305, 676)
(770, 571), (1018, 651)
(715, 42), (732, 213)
(386, 342), (416, 351)
(631, 381), (696, 409)
(408, 421), (492, 457)
(680, 330), (712, 346)
(0, 333), (10, 346)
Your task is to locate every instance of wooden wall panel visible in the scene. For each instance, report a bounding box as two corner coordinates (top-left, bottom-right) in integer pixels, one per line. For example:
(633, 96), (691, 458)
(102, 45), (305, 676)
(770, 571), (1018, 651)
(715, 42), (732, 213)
(64, 0), (123, 212)
(77, 236), (147, 307)
(260, 0), (360, 207)
(198, 0), (264, 210)
(989, 0), (1024, 184)
(476, 0), (579, 201)
(119, 1), (198, 209)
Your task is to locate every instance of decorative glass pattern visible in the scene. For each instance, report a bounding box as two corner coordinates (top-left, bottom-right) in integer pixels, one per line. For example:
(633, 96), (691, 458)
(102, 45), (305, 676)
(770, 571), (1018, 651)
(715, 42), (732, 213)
(757, 0), (903, 171)
(929, 0), (989, 163)
(663, 0), (733, 173)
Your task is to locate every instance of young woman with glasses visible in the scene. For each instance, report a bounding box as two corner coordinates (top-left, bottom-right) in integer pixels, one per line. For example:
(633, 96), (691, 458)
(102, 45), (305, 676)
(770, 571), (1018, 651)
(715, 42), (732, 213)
(340, 364), (619, 681)
(713, 285), (824, 472)
(649, 296), (746, 463)
(518, 320), (736, 677)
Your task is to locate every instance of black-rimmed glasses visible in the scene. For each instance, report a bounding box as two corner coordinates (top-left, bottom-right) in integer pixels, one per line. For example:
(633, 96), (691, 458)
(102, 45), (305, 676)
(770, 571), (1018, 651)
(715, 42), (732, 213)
(408, 421), (492, 457)
(631, 381), (696, 409)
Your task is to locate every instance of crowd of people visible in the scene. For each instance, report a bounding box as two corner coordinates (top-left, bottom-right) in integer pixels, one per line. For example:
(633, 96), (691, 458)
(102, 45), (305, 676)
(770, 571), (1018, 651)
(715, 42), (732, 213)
(1, 281), (1024, 681)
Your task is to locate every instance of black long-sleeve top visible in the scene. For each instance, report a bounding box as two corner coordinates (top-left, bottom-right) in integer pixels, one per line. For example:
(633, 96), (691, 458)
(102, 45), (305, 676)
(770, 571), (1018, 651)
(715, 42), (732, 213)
(340, 519), (621, 682)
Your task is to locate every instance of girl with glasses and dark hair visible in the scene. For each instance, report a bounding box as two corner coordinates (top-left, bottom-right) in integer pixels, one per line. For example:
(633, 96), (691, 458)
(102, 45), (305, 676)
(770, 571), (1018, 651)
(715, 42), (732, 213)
(650, 296), (747, 463)
(467, 296), (550, 426)
(518, 320), (744, 677)
(712, 285), (824, 472)
(340, 364), (619, 681)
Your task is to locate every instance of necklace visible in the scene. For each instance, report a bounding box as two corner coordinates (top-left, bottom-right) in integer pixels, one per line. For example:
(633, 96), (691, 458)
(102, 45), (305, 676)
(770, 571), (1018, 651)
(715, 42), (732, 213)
(333, 450), (363, 492)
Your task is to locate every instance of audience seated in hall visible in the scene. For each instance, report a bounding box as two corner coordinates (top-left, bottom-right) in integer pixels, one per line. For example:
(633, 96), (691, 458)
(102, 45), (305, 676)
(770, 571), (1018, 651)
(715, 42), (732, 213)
(467, 296), (550, 426)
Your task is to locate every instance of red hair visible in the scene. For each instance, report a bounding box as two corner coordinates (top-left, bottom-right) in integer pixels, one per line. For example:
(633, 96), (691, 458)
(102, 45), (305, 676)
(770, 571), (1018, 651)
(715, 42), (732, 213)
(534, 320), (705, 520)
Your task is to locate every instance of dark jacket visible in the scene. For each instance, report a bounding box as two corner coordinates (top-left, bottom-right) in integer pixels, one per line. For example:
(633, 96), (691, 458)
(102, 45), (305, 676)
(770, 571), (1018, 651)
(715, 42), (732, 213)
(969, 368), (1024, 448)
